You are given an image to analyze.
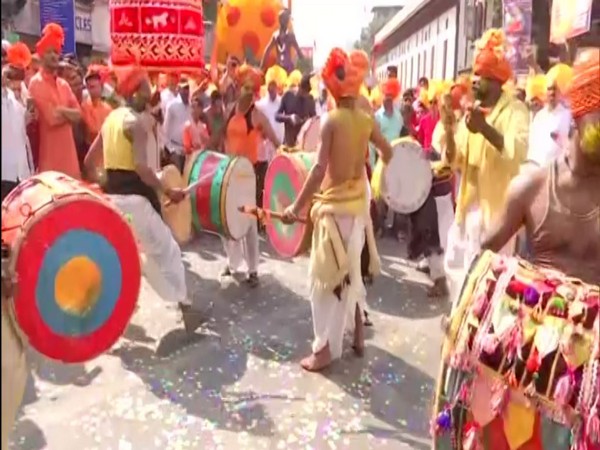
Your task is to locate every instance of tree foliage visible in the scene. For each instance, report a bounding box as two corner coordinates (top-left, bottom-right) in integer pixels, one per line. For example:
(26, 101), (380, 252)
(353, 7), (402, 54)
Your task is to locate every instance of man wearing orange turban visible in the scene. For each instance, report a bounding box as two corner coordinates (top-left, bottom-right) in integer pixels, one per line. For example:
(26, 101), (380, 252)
(83, 64), (211, 333)
(483, 48), (600, 287)
(443, 28), (530, 309)
(280, 48), (393, 372)
(81, 65), (113, 147)
(28, 23), (82, 179)
(221, 63), (281, 288)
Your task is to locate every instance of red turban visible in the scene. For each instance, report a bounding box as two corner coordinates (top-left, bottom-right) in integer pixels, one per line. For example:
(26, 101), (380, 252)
(236, 64), (263, 97)
(112, 64), (148, 98)
(6, 42), (32, 69)
(382, 78), (401, 99)
(36, 23), (64, 56)
(473, 29), (512, 85)
(321, 48), (369, 101)
(568, 48), (600, 119)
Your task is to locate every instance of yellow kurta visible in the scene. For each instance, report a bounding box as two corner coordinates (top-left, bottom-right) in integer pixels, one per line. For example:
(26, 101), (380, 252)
(451, 93), (529, 228)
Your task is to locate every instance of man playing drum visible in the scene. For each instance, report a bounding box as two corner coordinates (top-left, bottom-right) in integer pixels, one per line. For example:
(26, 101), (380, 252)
(85, 65), (208, 333)
(282, 49), (392, 372)
(443, 29), (529, 309)
(482, 48), (600, 285)
(221, 65), (281, 287)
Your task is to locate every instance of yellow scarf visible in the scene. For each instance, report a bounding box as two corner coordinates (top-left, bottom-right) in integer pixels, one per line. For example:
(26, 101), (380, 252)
(308, 178), (380, 291)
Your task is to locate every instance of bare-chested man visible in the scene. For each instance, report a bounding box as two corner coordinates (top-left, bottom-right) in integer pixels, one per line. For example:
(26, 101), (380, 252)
(282, 49), (392, 371)
(85, 66), (208, 333)
(482, 48), (600, 285)
(260, 8), (304, 74)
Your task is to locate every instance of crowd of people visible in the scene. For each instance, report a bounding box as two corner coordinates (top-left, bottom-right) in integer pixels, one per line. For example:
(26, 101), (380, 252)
(1, 19), (599, 444)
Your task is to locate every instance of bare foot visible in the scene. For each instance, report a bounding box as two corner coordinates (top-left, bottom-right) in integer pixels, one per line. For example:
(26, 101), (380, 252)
(300, 344), (332, 372)
(353, 305), (365, 357)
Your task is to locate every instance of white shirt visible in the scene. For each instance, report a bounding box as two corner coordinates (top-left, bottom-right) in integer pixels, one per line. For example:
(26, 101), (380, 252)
(163, 97), (191, 154)
(528, 103), (572, 166)
(160, 88), (178, 117)
(2, 88), (32, 182)
(255, 95), (284, 162)
(315, 98), (328, 116)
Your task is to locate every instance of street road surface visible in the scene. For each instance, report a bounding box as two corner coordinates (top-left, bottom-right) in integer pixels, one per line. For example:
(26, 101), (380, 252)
(10, 233), (448, 450)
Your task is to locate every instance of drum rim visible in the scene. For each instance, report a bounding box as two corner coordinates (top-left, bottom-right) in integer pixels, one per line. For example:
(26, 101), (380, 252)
(264, 152), (314, 257)
(158, 164), (192, 244)
(221, 155), (255, 241)
(383, 139), (433, 214)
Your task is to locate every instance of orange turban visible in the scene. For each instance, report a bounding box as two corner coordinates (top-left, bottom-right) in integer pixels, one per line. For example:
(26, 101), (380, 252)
(382, 78), (401, 99)
(473, 29), (512, 84)
(6, 42), (32, 69)
(321, 48), (369, 101)
(236, 64), (264, 96)
(113, 60), (148, 98)
(36, 23), (64, 56)
(86, 64), (110, 84)
(568, 48), (600, 119)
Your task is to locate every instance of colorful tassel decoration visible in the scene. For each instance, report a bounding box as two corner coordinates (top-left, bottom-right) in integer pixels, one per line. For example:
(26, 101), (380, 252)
(435, 408), (452, 432)
(554, 367), (575, 406)
(472, 292), (488, 319)
(463, 422), (483, 450)
(481, 333), (499, 354)
(523, 286), (540, 307)
(587, 405), (600, 444)
(492, 384), (510, 416)
(526, 348), (541, 373)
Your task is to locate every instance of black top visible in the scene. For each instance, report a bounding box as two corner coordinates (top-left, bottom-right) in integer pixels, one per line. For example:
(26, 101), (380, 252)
(277, 91), (316, 146)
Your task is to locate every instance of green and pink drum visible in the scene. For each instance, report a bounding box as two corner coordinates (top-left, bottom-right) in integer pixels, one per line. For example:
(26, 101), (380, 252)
(185, 150), (256, 240)
(263, 150), (316, 258)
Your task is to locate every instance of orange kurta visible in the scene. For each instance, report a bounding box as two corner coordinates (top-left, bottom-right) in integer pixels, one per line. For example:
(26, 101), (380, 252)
(28, 69), (81, 179)
(81, 97), (112, 145)
(225, 111), (260, 164)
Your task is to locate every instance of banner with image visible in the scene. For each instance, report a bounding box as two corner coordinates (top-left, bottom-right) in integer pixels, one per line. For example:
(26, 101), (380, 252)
(503, 0), (533, 75)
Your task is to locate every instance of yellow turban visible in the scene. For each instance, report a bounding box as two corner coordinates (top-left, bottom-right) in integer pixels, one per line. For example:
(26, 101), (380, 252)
(265, 64), (287, 88)
(525, 74), (547, 102)
(287, 69), (302, 87)
(546, 63), (573, 94)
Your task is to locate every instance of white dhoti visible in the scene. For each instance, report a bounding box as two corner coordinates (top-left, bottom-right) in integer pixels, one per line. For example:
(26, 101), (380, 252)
(221, 221), (259, 274)
(1, 301), (27, 450)
(444, 206), (515, 312)
(310, 213), (368, 361)
(110, 194), (189, 305)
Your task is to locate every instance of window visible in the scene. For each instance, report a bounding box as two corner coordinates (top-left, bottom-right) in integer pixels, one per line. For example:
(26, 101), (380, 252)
(430, 46), (435, 78)
(442, 40), (448, 79)
(423, 50), (426, 74)
(446, 18), (449, 29)
(410, 57), (414, 87)
(417, 52), (421, 78)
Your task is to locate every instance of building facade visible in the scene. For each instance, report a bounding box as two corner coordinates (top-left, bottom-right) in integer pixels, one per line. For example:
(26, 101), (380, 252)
(373, 0), (459, 89)
(11, 0), (110, 57)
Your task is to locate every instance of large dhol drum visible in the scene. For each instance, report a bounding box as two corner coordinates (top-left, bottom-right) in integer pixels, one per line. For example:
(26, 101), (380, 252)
(371, 138), (432, 214)
(433, 251), (599, 450)
(157, 164), (192, 244)
(296, 116), (321, 152)
(263, 150), (316, 257)
(187, 150), (256, 240)
(1, 172), (141, 363)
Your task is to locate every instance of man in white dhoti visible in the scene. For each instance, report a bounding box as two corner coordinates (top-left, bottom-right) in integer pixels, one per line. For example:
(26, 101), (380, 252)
(442, 30), (529, 310)
(282, 48), (392, 371)
(85, 65), (207, 333)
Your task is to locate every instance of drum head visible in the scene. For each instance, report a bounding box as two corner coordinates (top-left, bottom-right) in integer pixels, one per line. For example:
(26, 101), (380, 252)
(157, 164), (192, 244)
(296, 117), (321, 152)
(263, 152), (315, 257)
(383, 139), (432, 214)
(222, 157), (255, 240)
(9, 195), (140, 363)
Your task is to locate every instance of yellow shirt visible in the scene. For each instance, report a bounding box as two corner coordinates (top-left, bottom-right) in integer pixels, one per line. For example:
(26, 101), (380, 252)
(101, 107), (137, 171)
(452, 93), (529, 227)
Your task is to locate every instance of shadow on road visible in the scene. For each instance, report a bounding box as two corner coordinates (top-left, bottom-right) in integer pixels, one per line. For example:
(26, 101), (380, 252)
(9, 418), (47, 450)
(323, 344), (434, 450)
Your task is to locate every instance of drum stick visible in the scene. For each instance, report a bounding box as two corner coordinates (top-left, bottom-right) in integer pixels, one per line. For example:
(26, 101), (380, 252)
(162, 171), (251, 206)
(238, 205), (306, 224)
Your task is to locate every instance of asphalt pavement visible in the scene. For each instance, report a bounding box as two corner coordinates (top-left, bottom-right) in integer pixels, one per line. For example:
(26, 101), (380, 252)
(10, 232), (448, 450)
